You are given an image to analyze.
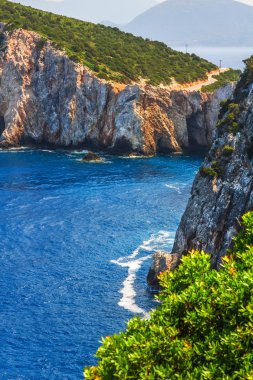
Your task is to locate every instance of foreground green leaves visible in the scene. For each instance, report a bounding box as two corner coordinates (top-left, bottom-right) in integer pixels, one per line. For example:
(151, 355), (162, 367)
(0, 0), (216, 85)
(85, 212), (253, 379)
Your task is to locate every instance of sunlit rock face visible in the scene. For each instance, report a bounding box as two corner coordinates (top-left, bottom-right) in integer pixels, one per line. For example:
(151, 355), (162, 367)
(172, 72), (253, 267)
(0, 29), (233, 154)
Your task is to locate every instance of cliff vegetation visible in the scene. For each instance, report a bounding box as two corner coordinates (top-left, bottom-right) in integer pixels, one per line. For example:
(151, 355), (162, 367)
(84, 212), (253, 379)
(0, 0), (216, 85)
(201, 69), (241, 93)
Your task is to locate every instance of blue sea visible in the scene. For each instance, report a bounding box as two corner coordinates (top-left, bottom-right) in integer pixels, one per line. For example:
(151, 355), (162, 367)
(173, 46), (253, 70)
(0, 149), (203, 380)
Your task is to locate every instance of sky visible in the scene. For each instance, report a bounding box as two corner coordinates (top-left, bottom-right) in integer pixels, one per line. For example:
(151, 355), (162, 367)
(10, 0), (160, 24)
(10, 0), (253, 24)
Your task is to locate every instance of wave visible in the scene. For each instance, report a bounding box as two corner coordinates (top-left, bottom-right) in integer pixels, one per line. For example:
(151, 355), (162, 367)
(39, 196), (61, 202)
(111, 230), (175, 318)
(41, 149), (54, 153)
(69, 149), (89, 155)
(165, 183), (182, 194)
(120, 155), (153, 159)
(0, 146), (30, 153)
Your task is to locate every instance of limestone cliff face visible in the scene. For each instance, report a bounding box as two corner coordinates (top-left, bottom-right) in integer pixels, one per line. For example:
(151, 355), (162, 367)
(0, 29), (233, 153)
(171, 73), (253, 268)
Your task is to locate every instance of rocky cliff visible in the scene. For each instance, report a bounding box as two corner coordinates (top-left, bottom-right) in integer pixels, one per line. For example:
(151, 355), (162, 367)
(0, 29), (233, 154)
(170, 61), (253, 269)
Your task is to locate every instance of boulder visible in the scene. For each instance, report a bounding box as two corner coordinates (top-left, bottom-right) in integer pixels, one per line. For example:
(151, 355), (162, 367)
(147, 251), (179, 291)
(82, 151), (103, 162)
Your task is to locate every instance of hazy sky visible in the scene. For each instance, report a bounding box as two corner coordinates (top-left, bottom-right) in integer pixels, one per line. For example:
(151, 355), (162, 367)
(10, 0), (253, 24)
(11, 0), (159, 24)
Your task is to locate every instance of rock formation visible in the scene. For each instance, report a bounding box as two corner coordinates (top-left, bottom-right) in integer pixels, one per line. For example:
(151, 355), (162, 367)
(82, 152), (103, 162)
(171, 74), (253, 267)
(0, 29), (233, 154)
(147, 251), (179, 290)
(146, 66), (250, 286)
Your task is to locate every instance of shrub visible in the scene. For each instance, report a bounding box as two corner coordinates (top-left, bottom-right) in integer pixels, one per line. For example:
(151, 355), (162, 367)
(222, 145), (234, 156)
(36, 36), (47, 50)
(200, 166), (218, 178)
(229, 122), (239, 135)
(216, 101), (242, 136)
(200, 161), (222, 178)
(211, 160), (222, 175)
(228, 103), (240, 115)
(201, 69), (241, 93)
(84, 212), (253, 380)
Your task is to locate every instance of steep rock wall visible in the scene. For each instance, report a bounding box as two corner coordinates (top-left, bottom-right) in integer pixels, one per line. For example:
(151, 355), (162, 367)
(171, 72), (253, 268)
(0, 29), (233, 153)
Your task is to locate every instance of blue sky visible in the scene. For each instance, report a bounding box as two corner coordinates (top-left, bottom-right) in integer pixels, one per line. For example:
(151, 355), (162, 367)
(10, 0), (162, 24)
(10, 0), (253, 24)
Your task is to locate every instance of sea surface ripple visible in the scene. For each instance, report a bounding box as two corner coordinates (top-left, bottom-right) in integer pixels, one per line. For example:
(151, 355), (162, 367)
(0, 149), (202, 379)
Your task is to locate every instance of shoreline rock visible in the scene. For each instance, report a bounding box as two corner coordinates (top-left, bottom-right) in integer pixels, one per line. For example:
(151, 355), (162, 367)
(0, 29), (234, 156)
(81, 152), (103, 163)
(147, 251), (179, 291)
(149, 62), (253, 284)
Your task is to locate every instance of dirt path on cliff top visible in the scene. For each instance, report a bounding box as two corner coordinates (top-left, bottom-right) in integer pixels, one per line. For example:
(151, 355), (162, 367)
(163, 68), (229, 92)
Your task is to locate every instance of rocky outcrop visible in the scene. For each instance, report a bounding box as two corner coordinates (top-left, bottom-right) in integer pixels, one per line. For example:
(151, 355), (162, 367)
(147, 251), (179, 290)
(0, 29), (233, 154)
(82, 152), (103, 163)
(171, 69), (253, 268)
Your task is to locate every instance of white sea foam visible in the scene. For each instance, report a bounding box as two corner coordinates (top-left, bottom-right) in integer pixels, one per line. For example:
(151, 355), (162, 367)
(0, 146), (30, 153)
(39, 196), (61, 202)
(111, 256), (151, 317)
(71, 149), (89, 155)
(111, 230), (175, 318)
(165, 183), (182, 194)
(41, 149), (54, 153)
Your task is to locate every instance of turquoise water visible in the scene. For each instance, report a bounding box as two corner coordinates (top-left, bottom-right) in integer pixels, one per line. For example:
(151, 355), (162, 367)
(0, 149), (202, 379)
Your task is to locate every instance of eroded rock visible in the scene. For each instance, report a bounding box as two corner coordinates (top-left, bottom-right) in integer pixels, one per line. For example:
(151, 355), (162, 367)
(82, 152), (103, 162)
(0, 29), (234, 155)
(171, 73), (253, 267)
(147, 251), (179, 291)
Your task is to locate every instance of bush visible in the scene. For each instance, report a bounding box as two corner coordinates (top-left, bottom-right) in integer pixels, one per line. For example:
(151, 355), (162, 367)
(200, 161), (222, 179)
(222, 145), (234, 156)
(229, 122), (239, 135)
(216, 101), (242, 136)
(200, 166), (218, 178)
(201, 69), (241, 93)
(84, 212), (253, 379)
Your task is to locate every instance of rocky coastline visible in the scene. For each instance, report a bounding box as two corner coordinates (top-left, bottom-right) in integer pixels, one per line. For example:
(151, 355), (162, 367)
(148, 60), (253, 289)
(0, 29), (234, 155)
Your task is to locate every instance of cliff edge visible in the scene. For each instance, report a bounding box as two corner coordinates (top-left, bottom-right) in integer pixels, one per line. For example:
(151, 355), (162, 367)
(0, 29), (233, 154)
(147, 57), (253, 288)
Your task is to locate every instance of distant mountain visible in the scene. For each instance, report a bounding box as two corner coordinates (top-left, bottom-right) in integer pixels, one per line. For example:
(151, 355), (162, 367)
(124, 0), (253, 47)
(10, 0), (157, 24)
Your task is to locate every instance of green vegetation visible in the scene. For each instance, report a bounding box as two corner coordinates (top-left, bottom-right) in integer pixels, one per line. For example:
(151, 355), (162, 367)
(201, 69), (241, 93)
(200, 161), (222, 179)
(216, 102), (241, 136)
(200, 166), (218, 178)
(222, 145), (234, 157)
(0, 0), (217, 85)
(239, 56), (253, 88)
(85, 212), (253, 379)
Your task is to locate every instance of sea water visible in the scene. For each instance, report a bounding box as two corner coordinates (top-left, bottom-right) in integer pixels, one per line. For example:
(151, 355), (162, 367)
(173, 46), (253, 70)
(0, 149), (202, 379)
